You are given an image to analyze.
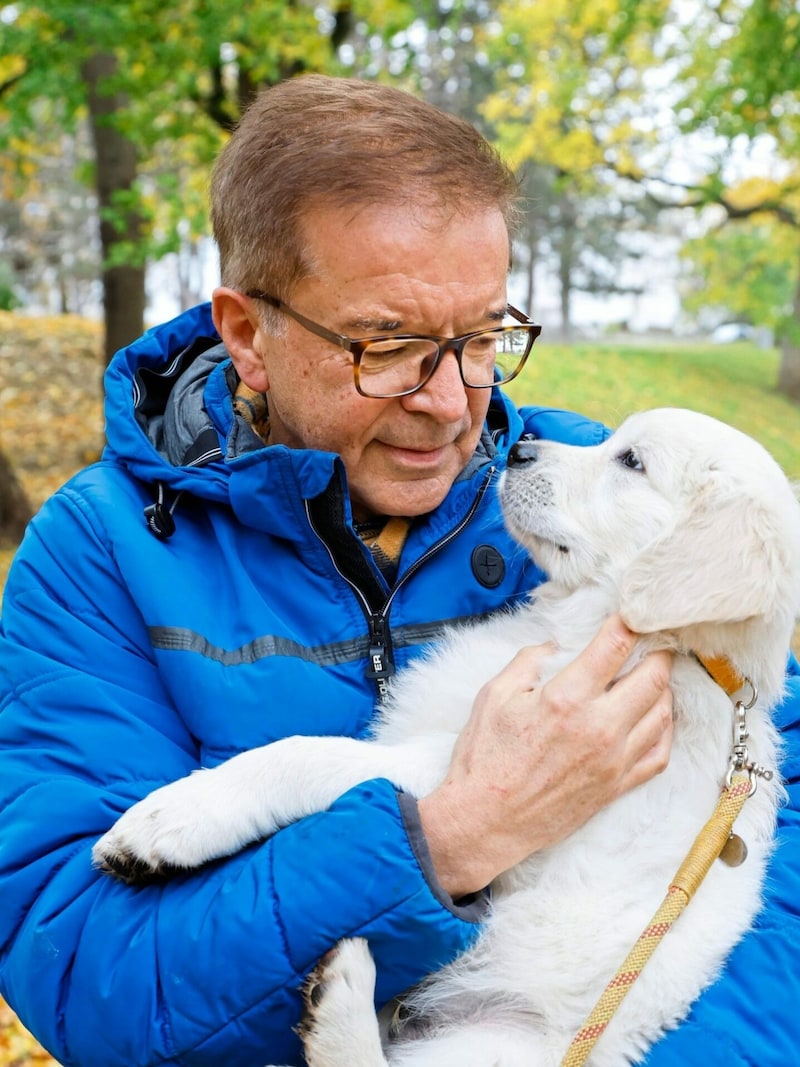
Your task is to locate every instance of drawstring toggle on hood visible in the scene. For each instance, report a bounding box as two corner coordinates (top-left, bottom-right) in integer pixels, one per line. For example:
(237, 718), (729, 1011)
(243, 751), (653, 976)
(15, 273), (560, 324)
(144, 482), (181, 540)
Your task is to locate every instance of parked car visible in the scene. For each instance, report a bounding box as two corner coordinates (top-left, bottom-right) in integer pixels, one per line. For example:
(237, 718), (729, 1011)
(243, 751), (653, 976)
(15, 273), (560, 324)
(710, 322), (755, 343)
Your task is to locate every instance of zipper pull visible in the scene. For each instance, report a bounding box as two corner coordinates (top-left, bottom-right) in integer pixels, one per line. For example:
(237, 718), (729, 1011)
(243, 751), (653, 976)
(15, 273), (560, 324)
(365, 614), (395, 698)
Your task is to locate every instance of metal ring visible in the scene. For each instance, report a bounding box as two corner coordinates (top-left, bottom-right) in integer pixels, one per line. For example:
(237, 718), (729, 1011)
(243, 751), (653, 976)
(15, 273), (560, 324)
(738, 678), (758, 711)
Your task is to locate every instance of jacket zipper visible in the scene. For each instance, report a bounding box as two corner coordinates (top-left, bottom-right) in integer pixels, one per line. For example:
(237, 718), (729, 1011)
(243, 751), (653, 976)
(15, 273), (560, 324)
(305, 465), (497, 698)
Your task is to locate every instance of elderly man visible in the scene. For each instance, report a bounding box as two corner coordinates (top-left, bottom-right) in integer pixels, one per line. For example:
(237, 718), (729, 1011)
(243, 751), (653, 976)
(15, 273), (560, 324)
(0, 75), (797, 1067)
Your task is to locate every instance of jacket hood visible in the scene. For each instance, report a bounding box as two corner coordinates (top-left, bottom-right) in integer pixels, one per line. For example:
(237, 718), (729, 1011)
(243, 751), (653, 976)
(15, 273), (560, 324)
(102, 302), (525, 530)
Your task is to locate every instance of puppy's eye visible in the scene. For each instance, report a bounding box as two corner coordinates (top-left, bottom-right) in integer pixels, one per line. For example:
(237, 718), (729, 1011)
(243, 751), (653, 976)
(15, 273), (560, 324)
(618, 448), (645, 472)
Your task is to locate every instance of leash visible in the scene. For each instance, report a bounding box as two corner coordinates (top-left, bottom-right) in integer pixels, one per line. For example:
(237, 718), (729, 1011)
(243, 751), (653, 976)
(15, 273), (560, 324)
(560, 658), (772, 1067)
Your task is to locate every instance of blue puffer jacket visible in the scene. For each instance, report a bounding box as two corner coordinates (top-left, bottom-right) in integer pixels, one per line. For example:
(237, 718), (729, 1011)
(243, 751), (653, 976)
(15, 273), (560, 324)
(1, 303), (798, 1067)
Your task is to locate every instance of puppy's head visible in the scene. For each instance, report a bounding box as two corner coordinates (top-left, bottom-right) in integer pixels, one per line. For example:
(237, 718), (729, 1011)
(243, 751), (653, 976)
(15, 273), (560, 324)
(500, 408), (800, 696)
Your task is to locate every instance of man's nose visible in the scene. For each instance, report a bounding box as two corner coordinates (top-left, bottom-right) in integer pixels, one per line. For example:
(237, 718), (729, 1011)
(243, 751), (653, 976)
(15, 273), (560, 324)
(404, 348), (469, 416)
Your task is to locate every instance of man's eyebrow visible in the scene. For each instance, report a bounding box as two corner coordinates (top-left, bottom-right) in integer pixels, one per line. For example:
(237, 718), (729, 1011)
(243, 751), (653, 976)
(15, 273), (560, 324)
(348, 316), (402, 334)
(347, 306), (509, 335)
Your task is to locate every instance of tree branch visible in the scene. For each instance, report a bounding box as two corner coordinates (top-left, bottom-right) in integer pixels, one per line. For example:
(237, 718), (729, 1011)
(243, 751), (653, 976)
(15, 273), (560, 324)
(609, 164), (799, 228)
(0, 69), (26, 99)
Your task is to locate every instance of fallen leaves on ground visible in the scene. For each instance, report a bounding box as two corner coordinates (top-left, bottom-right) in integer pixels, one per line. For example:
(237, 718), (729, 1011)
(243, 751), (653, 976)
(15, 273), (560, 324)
(0, 1000), (60, 1066)
(0, 312), (104, 590)
(0, 312), (105, 506)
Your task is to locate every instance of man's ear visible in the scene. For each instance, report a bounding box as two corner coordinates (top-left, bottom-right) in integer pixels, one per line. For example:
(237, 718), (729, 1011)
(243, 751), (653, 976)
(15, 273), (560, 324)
(212, 287), (270, 392)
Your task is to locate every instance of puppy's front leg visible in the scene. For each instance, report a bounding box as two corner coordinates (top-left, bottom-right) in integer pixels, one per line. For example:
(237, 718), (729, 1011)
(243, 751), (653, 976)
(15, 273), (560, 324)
(93, 733), (453, 881)
(300, 939), (389, 1067)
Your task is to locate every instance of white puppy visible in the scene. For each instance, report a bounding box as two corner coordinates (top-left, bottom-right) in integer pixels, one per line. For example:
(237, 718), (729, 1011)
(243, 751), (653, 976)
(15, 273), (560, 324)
(94, 408), (800, 1067)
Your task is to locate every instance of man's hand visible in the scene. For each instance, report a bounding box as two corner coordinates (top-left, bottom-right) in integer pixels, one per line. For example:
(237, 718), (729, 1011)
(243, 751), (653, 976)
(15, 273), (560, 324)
(417, 614), (673, 898)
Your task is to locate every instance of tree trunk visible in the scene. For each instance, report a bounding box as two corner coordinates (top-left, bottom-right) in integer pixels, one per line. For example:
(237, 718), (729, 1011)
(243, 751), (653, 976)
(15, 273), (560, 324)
(522, 221), (538, 315)
(0, 448), (33, 546)
(525, 247), (536, 318)
(559, 215), (577, 343)
(778, 338), (800, 401)
(81, 52), (145, 366)
(777, 246), (800, 402)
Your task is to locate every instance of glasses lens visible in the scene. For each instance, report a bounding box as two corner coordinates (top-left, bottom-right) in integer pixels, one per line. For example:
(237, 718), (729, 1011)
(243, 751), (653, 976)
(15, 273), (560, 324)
(358, 338), (440, 397)
(461, 328), (533, 387)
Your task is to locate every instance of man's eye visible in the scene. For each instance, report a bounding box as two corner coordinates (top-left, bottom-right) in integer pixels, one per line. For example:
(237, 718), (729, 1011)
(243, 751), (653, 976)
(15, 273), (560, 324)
(618, 448), (645, 472)
(471, 334), (498, 351)
(363, 342), (416, 362)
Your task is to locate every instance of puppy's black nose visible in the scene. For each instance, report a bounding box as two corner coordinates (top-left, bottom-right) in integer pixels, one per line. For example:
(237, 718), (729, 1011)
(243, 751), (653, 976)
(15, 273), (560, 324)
(508, 439), (539, 467)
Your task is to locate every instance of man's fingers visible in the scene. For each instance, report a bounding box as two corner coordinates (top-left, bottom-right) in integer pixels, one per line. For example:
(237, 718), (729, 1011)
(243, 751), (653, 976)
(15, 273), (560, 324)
(622, 685), (674, 786)
(612, 649), (673, 732)
(547, 614), (637, 702)
(486, 641), (559, 699)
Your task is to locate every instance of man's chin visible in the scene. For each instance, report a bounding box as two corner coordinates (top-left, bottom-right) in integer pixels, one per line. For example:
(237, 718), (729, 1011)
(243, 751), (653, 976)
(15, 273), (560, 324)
(351, 473), (455, 521)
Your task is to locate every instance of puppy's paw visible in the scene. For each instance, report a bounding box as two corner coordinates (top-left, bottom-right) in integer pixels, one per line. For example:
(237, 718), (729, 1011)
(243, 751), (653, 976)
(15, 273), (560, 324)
(92, 769), (241, 882)
(299, 939), (386, 1067)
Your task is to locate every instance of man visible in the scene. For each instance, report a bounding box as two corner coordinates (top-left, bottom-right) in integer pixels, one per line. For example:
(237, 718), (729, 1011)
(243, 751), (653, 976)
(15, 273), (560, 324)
(0, 75), (797, 1067)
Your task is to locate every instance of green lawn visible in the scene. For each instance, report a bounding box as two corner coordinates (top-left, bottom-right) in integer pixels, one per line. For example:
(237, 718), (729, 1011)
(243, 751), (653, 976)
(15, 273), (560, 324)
(506, 339), (800, 479)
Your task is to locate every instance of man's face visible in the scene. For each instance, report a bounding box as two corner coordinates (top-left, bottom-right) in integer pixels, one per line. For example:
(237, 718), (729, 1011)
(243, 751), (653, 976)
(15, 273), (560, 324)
(239, 202), (510, 519)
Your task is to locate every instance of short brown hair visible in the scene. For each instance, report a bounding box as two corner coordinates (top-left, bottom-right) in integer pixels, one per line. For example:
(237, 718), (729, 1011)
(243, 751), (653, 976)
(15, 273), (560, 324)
(211, 74), (519, 298)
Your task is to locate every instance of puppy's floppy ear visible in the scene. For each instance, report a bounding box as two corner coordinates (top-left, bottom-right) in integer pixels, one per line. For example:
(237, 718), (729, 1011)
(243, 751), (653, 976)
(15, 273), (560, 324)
(620, 477), (782, 633)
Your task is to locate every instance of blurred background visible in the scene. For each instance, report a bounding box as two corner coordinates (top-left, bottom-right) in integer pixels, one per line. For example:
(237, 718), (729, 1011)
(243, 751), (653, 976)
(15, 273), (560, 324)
(0, 1), (799, 1061)
(2, 0), (800, 364)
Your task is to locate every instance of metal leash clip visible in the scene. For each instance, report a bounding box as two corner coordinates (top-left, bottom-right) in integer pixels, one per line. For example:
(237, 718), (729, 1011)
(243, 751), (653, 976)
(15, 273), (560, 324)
(725, 681), (773, 795)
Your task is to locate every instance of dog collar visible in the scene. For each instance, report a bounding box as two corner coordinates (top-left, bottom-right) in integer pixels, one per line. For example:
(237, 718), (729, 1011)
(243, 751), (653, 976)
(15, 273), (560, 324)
(695, 654), (748, 698)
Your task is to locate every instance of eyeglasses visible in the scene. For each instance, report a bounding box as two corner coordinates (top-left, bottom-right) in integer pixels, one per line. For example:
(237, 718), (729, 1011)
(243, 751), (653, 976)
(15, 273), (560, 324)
(245, 290), (542, 399)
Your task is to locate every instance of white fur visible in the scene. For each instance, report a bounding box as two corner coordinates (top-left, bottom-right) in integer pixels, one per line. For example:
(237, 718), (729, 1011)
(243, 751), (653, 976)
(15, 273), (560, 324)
(93, 408), (800, 1066)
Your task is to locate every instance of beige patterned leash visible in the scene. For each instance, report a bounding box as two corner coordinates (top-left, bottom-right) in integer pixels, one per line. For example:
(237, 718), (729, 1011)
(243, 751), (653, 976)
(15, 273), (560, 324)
(560, 662), (772, 1067)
